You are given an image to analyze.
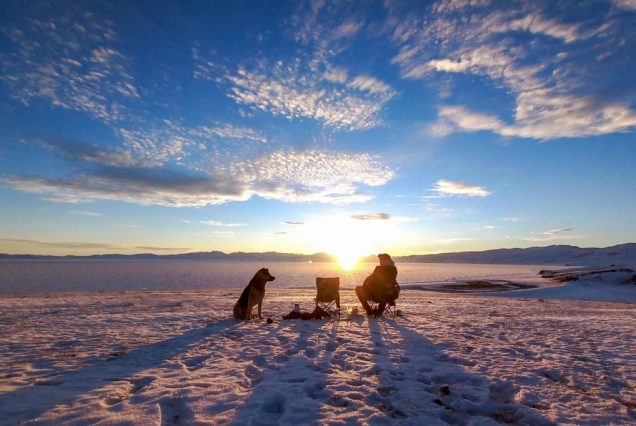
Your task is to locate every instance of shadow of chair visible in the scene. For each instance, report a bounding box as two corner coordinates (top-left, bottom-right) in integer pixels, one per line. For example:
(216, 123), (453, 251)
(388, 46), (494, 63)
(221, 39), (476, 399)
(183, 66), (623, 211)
(315, 277), (341, 319)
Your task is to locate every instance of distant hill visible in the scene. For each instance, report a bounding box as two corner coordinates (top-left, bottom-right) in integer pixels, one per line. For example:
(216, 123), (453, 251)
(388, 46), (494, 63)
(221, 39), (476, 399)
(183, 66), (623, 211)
(1, 243), (634, 266)
(396, 243), (636, 266)
(0, 251), (337, 262)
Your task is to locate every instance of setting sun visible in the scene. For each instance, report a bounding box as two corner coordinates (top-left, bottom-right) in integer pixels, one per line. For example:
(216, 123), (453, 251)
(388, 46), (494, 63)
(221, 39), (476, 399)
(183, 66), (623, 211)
(336, 252), (360, 271)
(306, 215), (382, 270)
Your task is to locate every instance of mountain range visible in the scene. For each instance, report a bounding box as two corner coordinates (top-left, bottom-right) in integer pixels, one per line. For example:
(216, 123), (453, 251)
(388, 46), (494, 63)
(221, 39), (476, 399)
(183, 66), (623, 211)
(1, 243), (635, 266)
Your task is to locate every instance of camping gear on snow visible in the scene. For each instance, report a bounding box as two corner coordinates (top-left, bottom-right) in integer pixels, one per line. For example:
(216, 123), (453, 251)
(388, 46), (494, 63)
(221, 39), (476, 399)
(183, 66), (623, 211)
(282, 305), (330, 320)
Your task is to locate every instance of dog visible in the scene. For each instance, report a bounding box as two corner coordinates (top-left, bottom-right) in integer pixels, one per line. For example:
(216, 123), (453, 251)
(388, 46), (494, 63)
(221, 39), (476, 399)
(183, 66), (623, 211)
(233, 268), (275, 320)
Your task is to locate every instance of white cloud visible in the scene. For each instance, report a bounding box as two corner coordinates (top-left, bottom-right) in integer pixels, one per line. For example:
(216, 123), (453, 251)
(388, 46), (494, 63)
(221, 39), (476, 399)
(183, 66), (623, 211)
(1, 170), (251, 207)
(437, 105), (506, 133)
(197, 124), (267, 143)
(211, 231), (236, 237)
(193, 3), (394, 132)
(543, 228), (572, 236)
(0, 238), (188, 252)
(322, 67), (348, 84)
(201, 220), (246, 227)
(349, 212), (418, 222)
(432, 180), (491, 197)
(224, 62), (394, 131)
(117, 120), (267, 168)
(433, 0), (492, 13)
(613, 0), (636, 11)
(347, 75), (395, 95)
(435, 97), (636, 139)
(0, 13), (138, 123)
(389, 1), (636, 139)
(488, 13), (582, 44)
(219, 149), (395, 204)
(523, 228), (582, 242)
(350, 213), (391, 221)
(69, 210), (102, 217)
(3, 149), (394, 207)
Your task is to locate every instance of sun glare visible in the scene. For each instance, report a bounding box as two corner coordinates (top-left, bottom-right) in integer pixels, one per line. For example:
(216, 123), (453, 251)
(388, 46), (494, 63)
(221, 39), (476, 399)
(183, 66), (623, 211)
(307, 215), (383, 271)
(337, 252), (360, 271)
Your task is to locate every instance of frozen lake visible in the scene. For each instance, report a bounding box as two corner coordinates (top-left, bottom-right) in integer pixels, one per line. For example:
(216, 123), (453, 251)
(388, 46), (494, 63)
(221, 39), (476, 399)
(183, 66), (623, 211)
(0, 261), (552, 293)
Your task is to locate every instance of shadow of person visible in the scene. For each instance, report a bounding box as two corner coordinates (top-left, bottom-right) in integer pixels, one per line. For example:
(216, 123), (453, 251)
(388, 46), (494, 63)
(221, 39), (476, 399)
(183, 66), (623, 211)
(0, 319), (240, 424)
(367, 319), (554, 425)
(228, 319), (339, 426)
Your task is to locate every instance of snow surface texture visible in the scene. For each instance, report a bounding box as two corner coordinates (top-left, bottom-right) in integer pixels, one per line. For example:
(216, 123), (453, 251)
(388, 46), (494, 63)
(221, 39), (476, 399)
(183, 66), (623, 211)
(1, 284), (635, 425)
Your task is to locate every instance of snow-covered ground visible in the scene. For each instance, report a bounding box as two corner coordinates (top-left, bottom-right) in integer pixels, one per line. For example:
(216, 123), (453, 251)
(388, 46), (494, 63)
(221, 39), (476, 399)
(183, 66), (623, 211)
(1, 276), (635, 425)
(496, 267), (636, 303)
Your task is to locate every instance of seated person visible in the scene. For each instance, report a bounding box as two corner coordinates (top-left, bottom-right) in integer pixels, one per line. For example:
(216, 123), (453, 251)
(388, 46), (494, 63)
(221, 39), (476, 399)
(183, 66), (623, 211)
(355, 253), (400, 316)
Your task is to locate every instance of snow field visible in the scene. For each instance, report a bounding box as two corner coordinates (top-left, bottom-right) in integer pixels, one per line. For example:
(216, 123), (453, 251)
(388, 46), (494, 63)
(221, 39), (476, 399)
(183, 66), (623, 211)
(0, 288), (634, 425)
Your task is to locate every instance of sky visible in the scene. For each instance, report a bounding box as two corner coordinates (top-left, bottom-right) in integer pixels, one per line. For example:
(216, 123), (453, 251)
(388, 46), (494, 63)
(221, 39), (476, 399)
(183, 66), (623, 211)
(0, 0), (635, 258)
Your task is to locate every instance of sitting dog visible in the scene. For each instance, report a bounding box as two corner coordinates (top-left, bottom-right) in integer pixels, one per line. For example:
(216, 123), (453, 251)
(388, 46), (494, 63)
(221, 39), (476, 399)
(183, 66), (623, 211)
(233, 268), (275, 320)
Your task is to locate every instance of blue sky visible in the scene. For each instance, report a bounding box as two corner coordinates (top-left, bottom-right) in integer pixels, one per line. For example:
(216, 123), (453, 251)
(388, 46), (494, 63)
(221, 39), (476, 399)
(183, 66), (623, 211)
(0, 0), (635, 257)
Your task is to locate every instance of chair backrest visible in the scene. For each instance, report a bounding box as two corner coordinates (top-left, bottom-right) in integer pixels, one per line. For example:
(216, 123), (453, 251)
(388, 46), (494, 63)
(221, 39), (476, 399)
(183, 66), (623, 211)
(315, 277), (340, 302)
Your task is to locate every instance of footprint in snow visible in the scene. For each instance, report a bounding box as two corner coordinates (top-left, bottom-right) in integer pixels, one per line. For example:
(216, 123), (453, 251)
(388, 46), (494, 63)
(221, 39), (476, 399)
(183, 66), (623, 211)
(159, 397), (194, 425)
(183, 355), (208, 372)
(260, 393), (286, 419)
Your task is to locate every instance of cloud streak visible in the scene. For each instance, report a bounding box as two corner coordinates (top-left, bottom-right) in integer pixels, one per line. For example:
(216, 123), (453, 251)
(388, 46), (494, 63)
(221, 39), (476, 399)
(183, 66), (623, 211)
(3, 148), (394, 207)
(523, 228), (581, 242)
(0, 8), (138, 123)
(389, 0), (636, 139)
(350, 213), (391, 221)
(223, 62), (394, 131)
(0, 238), (188, 252)
(201, 220), (247, 227)
(69, 210), (102, 217)
(432, 180), (491, 197)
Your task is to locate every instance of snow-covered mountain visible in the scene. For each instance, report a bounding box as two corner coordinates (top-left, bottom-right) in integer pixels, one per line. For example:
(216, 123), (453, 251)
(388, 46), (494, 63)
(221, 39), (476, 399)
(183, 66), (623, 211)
(2, 243), (634, 267)
(398, 243), (636, 266)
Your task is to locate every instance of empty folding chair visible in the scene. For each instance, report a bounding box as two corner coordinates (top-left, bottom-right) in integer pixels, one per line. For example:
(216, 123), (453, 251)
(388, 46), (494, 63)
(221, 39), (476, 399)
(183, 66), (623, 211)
(315, 277), (341, 319)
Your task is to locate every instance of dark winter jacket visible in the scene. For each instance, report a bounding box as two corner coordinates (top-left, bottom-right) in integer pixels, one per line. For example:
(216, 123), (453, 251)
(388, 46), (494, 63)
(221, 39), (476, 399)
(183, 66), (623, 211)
(363, 265), (400, 303)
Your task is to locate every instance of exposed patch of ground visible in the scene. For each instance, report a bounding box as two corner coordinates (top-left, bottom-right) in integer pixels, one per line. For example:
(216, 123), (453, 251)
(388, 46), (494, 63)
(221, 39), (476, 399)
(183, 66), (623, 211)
(419, 280), (536, 293)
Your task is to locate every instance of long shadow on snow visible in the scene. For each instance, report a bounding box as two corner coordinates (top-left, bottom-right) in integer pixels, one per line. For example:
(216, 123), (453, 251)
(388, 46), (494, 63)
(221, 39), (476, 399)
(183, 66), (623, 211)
(0, 319), (243, 424)
(228, 319), (339, 426)
(367, 319), (554, 425)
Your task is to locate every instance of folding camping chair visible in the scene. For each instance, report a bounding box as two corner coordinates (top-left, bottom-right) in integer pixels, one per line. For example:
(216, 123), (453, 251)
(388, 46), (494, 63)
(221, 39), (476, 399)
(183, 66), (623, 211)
(315, 277), (341, 319)
(367, 280), (400, 318)
(368, 299), (398, 318)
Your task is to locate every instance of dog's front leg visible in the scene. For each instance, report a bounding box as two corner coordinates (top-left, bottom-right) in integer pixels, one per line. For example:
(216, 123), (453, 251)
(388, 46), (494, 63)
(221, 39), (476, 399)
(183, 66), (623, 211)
(245, 294), (253, 320)
(257, 301), (263, 319)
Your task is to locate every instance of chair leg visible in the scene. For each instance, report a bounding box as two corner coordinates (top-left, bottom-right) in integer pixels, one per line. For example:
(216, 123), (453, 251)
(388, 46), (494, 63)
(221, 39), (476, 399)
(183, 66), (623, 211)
(317, 301), (340, 319)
